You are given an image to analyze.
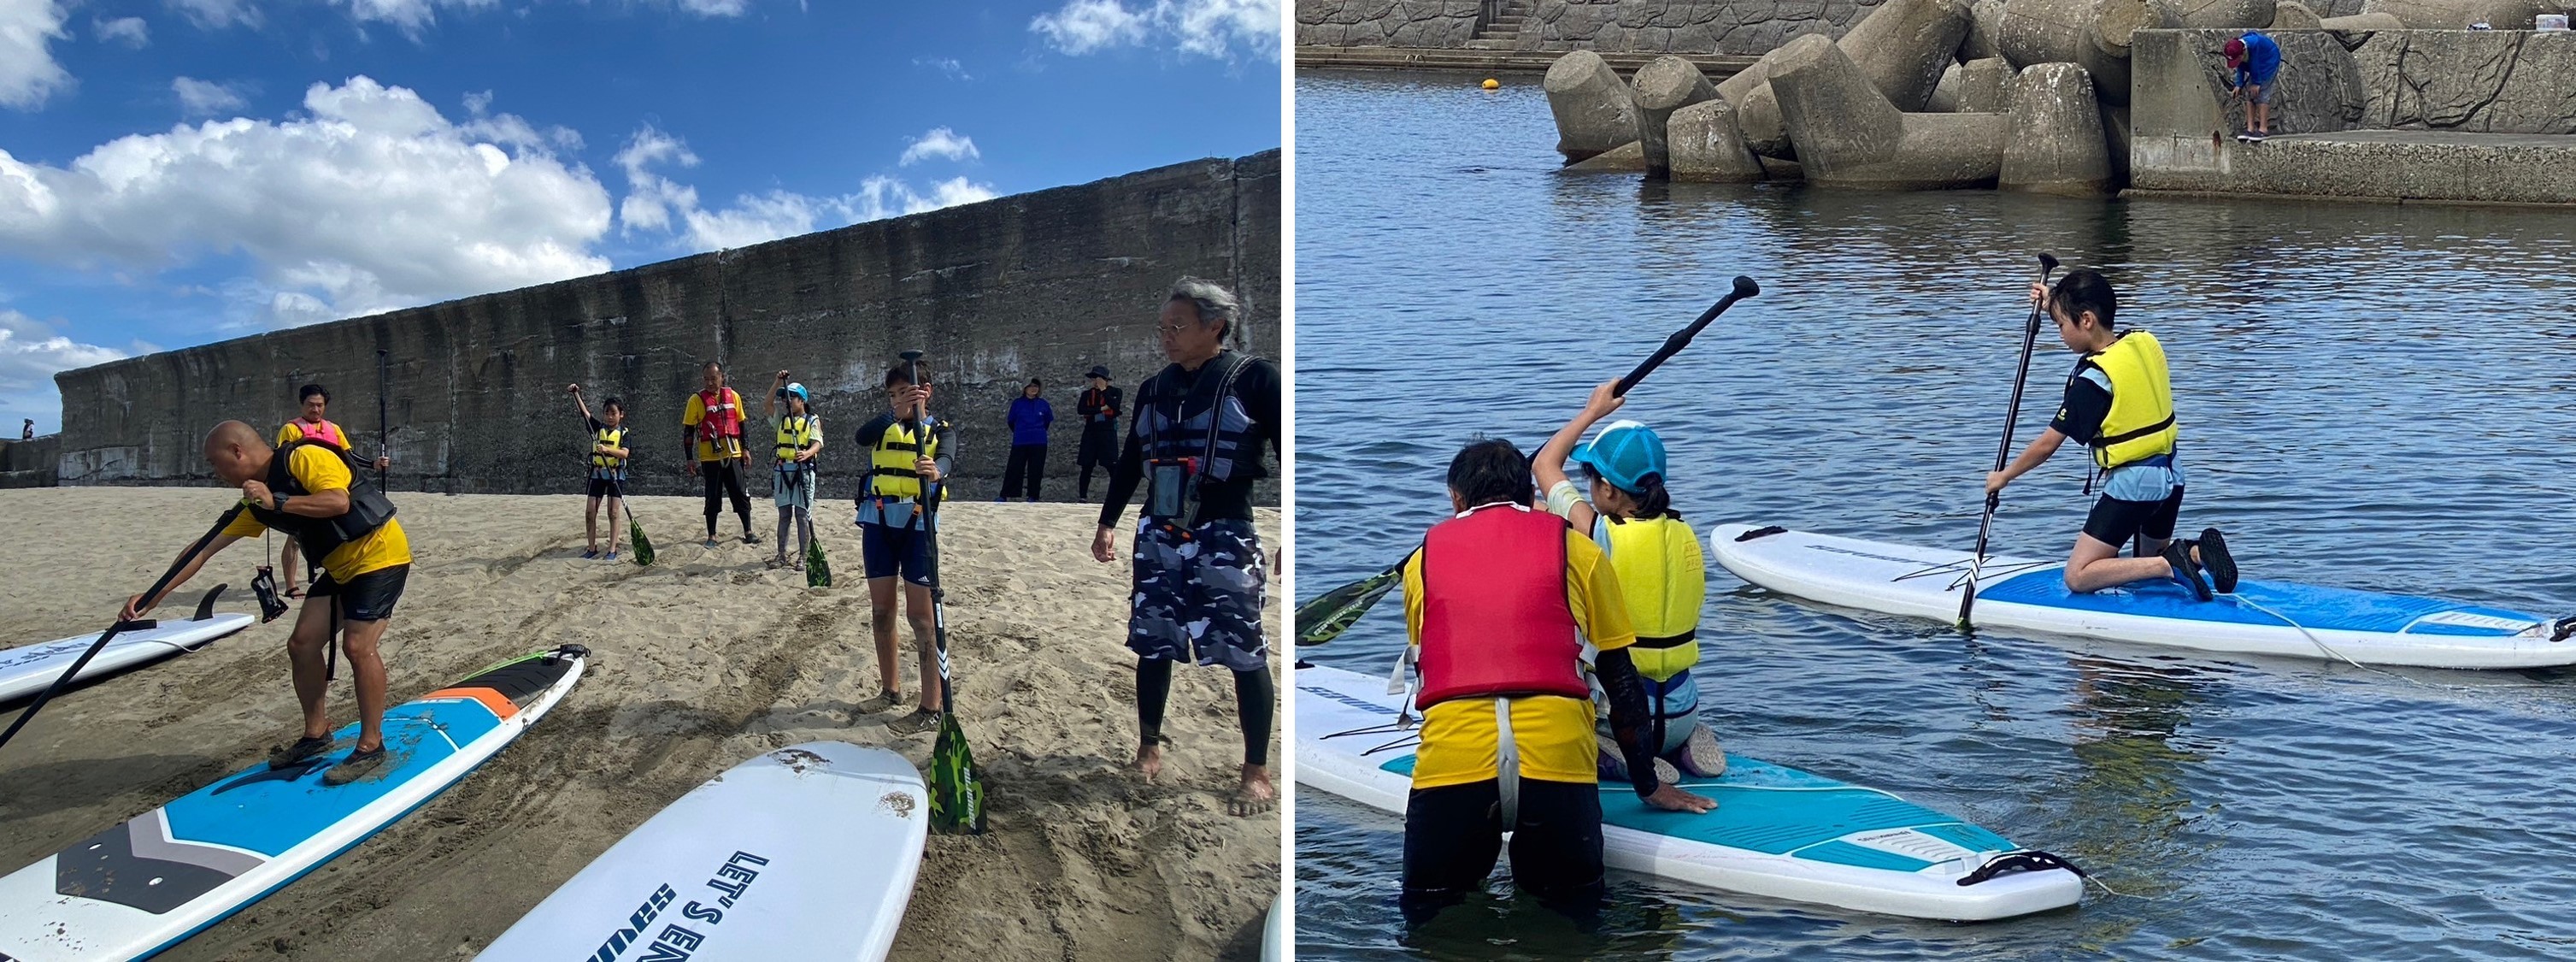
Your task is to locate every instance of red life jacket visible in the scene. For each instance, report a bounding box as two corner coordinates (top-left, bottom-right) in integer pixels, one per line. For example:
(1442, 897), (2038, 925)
(1414, 503), (1589, 708)
(697, 387), (744, 440)
(287, 417), (349, 449)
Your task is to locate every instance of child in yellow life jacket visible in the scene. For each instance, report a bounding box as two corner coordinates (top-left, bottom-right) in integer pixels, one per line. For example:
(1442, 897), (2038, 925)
(567, 384), (628, 560)
(763, 370), (824, 570)
(1534, 381), (1725, 782)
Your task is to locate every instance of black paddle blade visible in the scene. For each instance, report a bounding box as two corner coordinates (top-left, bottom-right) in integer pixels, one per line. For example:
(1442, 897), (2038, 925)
(1295, 564), (1403, 646)
(929, 711), (986, 834)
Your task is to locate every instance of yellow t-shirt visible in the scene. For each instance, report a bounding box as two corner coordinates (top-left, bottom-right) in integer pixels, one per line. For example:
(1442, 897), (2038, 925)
(1402, 525), (1636, 790)
(682, 390), (747, 463)
(221, 445), (412, 579)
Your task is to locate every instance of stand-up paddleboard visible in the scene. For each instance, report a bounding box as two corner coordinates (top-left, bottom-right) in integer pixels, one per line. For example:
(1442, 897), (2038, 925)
(475, 741), (928, 962)
(1712, 523), (2576, 669)
(0, 590), (252, 703)
(1262, 895), (1282, 961)
(0, 645), (588, 961)
(1295, 664), (2083, 921)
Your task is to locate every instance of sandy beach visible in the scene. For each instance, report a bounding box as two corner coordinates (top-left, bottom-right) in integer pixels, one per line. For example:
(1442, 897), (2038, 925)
(0, 487), (1280, 961)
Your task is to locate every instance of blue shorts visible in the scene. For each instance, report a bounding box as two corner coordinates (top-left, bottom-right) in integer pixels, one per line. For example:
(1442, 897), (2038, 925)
(860, 522), (932, 585)
(1126, 517), (1268, 672)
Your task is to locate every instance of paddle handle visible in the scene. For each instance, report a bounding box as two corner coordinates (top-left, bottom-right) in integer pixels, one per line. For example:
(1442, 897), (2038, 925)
(1611, 275), (1760, 398)
(0, 509), (238, 752)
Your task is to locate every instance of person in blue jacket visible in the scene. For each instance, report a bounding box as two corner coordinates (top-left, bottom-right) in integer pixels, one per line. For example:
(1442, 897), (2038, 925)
(2223, 32), (2281, 140)
(1001, 377), (1055, 501)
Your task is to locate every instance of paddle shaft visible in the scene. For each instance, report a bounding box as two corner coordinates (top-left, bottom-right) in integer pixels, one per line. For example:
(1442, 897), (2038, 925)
(1957, 256), (2059, 629)
(375, 349), (391, 488)
(0, 510), (237, 752)
(903, 354), (956, 715)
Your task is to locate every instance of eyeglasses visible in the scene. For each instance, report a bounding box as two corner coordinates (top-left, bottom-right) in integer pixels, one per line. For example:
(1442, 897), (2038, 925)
(1156, 322), (1201, 335)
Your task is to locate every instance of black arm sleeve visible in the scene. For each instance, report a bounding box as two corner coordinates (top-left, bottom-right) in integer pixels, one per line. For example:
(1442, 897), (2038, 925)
(2050, 375), (2112, 445)
(1594, 647), (1661, 798)
(1097, 427), (1147, 528)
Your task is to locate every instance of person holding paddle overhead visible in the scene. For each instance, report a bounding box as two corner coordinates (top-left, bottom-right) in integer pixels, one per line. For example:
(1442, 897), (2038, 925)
(853, 362), (950, 735)
(1399, 439), (1714, 926)
(1091, 277), (1281, 817)
(1532, 381), (1726, 782)
(1984, 269), (2238, 600)
(118, 421), (412, 786)
(566, 384), (628, 561)
(683, 361), (761, 550)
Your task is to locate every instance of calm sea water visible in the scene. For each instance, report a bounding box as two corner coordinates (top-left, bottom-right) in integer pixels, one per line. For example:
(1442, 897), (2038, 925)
(1291, 69), (2576, 960)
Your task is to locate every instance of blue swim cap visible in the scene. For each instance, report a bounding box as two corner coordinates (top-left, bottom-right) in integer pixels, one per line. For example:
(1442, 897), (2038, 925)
(1567, 420), (1667, 493)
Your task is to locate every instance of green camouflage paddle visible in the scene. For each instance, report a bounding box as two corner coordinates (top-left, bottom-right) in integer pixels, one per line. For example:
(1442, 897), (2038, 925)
(904, 350), (985, 835)
(806, 536), (831, 588)
(1294, 560), (1404, 646)
(629, 518), (655, 567)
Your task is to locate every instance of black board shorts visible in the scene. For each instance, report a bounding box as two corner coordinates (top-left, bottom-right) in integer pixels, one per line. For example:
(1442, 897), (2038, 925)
(2082, 486), (2185, 549)
(312, 564), (409, 623)
(586, 477), (626, 499)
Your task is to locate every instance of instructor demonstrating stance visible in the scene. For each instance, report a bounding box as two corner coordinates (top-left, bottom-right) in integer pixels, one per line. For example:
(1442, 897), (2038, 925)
(122, 421), (413, 786)
(1092, 278), (1281, 817)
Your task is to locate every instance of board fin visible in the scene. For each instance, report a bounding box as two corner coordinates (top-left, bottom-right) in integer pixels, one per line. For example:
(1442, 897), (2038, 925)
(192, 584), (229, 622)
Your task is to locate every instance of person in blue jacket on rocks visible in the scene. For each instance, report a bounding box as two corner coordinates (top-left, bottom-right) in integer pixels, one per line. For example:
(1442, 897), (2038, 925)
(1001, 377), (1055, 501)
(2223, 32), (2281, 140)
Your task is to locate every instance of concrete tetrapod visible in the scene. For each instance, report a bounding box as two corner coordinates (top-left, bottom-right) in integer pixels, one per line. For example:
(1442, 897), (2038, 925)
(1668, 97), (1779, 180)
(2173, 0), (2279, 28)
(2359, 0), (2545, 27)
(1767, 33), (2008, 188)
(1633, 56), (1721, 179)
(2272, 0), (2326, 27)
(2085, 0), (2185, 104)
(1736, 0), (1975, 156)
(2002, 62), (2116, 194)
(1546, 50), (1643, 163)
(1959, 56), (2020, 111)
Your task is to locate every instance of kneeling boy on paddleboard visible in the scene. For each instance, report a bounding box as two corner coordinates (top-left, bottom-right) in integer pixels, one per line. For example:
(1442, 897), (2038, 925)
(1533, 381), (1726, 782)
(1984, 269), (2238, 600)
(1397, 439), (1712, 925)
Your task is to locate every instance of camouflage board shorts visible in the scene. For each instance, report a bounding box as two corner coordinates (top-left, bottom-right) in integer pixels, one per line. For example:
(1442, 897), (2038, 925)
(1127, 517), (1268, 672)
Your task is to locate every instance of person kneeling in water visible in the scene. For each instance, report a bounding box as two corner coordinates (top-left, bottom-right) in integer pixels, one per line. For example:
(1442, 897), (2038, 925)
(1534, 381), (1726, 784)
(1397, 439), (1714, 926)
(1986, 269), (2238, 600)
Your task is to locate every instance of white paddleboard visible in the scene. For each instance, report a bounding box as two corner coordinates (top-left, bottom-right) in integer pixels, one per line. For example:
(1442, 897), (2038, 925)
(475, 741), (929, 962)
(0, 611), (254, 704)
(0, 645), (587, 962)
(1295, 664), (2083, 921)
(1262, 895), (1282, 961)
(1711, 523), (2576, 670)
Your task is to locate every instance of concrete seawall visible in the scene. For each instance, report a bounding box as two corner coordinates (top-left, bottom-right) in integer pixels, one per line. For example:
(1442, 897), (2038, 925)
(0, 435), (57, 488)
(53, 150), (1283, 504)
(1298, 0), (1891, 56)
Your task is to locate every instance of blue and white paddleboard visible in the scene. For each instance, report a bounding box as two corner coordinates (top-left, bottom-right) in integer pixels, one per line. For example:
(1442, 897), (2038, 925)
(0, 609), (254, 704)
(474, 741), (928, 962)
(1294, 664), (2084, 921)
(1710, 523), (2576, 670)
(0, 645), (587, 961)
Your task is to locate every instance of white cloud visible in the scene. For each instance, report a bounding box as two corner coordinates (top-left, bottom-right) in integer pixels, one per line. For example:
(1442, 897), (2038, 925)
(675, 0), (748, 13)
(1031, 0), (1279, 60)
(172, 76), (248, 116)
(0, 76), (614, 328)
(1, 0), (73, 109)
(913, 56), (971, 80)
(330, 0), (498, 34)
(0, 310), (126, 432)
(613, 126), (997, 251)
(898, 127), (979, 167)
(93, 15), (150, 47)
(165, 0), (259, 30)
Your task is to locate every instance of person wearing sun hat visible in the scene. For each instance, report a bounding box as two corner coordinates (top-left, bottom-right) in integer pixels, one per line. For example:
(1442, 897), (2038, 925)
(763, 370), (824, 570)
(2221, 32), (2281, 141)
(1074, 364), (1122, 500)
(1532, 381), (1726, 786)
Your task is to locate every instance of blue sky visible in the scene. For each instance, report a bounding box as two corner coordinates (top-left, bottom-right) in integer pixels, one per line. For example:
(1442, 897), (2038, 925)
(0, 0), (1281, 432)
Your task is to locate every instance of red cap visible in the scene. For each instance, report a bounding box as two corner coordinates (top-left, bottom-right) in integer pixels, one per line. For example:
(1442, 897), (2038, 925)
(2222, 38), (2246, 63)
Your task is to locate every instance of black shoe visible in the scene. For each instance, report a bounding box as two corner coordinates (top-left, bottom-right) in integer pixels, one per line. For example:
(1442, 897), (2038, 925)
(743, 532), (762, 546)
(2163, 539), (2213, 602)
(268, 735), (332, 770)
(2199, 528), (2238, 594)
(322, 746), (388, 785)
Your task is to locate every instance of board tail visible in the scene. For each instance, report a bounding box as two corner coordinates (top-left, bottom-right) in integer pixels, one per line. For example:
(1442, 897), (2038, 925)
(807, 537), (831, 588)
(630, 519), (655, 566)
(930, 712), (985, 833)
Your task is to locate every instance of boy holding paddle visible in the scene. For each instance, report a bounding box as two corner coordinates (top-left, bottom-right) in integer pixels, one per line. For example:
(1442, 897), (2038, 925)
(1984, 269), (2238, 600)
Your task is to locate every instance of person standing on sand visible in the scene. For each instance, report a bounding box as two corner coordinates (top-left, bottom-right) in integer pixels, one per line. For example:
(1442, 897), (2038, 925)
(1000, 378), (1053, 502)
(1091, 278), (1282, 817)
(275, 383), (390, 598)
(763, 370), (824, 570)
(683, 361), (762, 550)
(852, 362), (951, 735)
(567, 384), (628, 561)
(1075, 365), (1121, 500)
(121, 421), (412, 786)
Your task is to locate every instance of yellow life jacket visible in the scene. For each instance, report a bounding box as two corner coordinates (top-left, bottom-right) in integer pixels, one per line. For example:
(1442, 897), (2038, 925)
(1595, 512), (1704, 682)
(864, 418), (939, 499)
(2076, 330), (2179, 470)
(775, 414), (820, 471)
(591, 425), (626, 475)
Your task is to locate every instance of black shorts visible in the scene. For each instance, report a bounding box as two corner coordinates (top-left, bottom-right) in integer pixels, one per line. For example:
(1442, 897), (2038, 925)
(1400, 776), (1605, 925)
(312, 564), (409, 623)
(586, 477), (626, 499)
(2082, 486), (2185, 549)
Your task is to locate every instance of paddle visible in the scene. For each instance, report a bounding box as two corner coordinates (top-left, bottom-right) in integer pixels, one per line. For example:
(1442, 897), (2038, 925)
(375, 349), (391, 488)
(1291, 276), (1763, 646)
(0, 509), (239, 752)
(904, 350), (985, 834)
(1956, 253), (2060, 631)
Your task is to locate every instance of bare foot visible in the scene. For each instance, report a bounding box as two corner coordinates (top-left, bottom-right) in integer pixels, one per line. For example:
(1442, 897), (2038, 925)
(1230, 764), (1274, 817)
(1131, 741), (1164, 782)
